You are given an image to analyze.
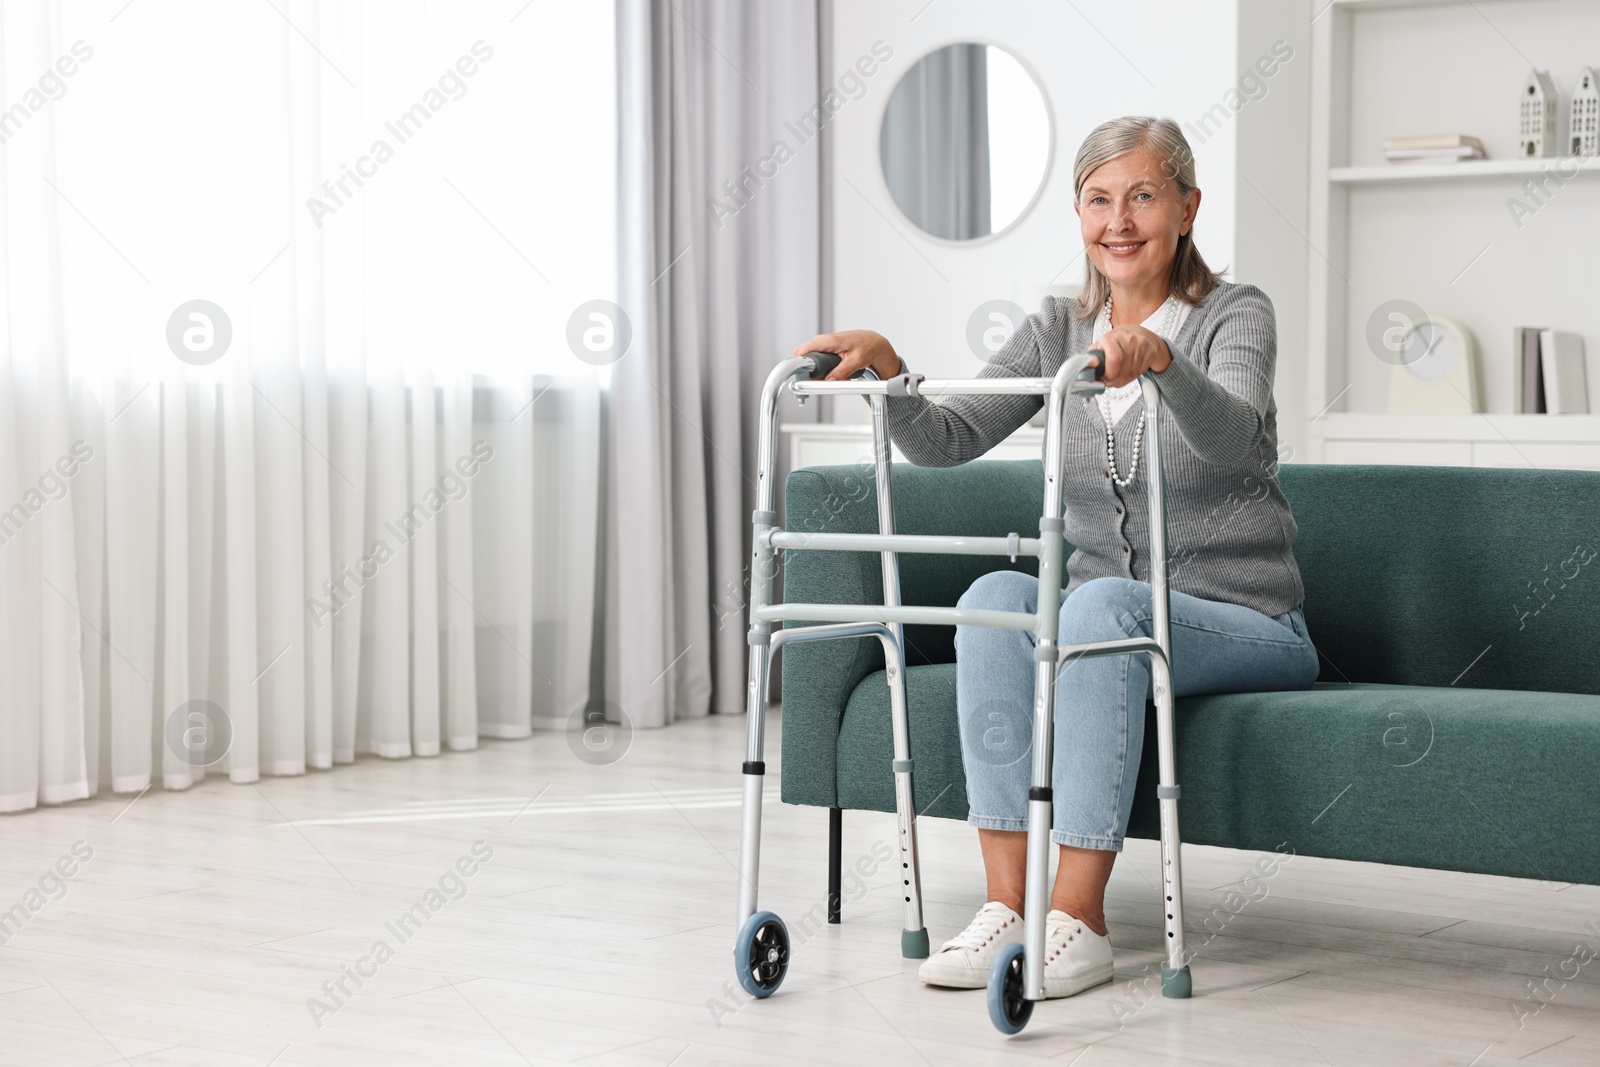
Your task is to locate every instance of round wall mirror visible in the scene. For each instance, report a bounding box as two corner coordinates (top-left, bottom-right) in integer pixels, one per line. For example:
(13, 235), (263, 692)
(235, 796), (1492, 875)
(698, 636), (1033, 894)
(879, 43), (1052, 242)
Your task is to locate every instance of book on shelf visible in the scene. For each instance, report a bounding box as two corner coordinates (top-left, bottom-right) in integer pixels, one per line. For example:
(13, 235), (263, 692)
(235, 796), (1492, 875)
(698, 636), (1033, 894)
(1382, 134), (1485, 164)
(1384, 146), (1486, 163)
(1515, 327), (1545, 413)
(1382, 134), (1485, 151)
(1540, 330), (1590, 415)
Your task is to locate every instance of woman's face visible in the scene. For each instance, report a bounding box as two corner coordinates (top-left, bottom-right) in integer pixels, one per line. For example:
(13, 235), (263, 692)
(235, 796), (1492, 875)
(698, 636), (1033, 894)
(1075, 147), (1199, 295)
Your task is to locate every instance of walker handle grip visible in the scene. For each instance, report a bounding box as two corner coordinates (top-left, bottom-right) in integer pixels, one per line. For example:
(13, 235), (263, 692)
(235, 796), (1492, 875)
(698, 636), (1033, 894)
(806, 352), (843, 380)
(1081, 349), (1107, 383)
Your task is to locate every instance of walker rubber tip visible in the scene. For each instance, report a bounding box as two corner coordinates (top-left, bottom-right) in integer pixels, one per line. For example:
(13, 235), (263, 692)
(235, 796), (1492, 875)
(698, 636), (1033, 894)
(1161, 964), (1192, 999)
(902, 927), (930, 959)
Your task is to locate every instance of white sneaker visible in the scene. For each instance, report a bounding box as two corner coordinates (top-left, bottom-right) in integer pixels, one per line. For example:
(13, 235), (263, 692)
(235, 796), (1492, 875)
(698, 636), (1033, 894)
(917, 901), (1024, 989)
(1042, 909), (1115, 998)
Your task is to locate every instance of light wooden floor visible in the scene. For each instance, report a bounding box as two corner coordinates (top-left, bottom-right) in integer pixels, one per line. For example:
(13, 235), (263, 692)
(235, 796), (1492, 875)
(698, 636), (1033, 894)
(2, 709), (1598, 1066)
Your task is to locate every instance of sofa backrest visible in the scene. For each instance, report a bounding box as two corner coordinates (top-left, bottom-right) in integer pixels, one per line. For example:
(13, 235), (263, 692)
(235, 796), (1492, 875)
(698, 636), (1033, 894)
(784, 460), (1600, 695)
(1280, 463), (1600, 695)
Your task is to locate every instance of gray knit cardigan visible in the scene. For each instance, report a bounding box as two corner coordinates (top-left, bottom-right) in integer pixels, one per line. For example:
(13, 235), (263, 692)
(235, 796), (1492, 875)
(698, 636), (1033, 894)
(884, 280), (1304, 618)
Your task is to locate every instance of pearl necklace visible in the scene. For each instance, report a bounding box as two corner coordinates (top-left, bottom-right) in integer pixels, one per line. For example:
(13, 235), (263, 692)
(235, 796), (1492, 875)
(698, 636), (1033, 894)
(1097, 293), (1179, 488)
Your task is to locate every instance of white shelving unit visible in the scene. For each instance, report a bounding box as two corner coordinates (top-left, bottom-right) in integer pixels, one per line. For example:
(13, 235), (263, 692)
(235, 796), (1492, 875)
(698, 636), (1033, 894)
(1330, 154), (1600, 184)
(1307, 0), (1600, 470)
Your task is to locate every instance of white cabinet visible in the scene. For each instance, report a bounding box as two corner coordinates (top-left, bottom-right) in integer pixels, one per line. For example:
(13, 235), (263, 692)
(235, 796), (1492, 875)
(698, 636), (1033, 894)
(783, 422), (1044, 472)
(1309, 413), (1600, 471)
(1322, 439), (1474, 467)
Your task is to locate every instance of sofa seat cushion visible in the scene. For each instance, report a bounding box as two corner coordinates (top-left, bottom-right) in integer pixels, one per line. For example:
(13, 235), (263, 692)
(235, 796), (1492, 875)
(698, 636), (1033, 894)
(834, 663), (968, 820)
(824, 669), (1600, 886)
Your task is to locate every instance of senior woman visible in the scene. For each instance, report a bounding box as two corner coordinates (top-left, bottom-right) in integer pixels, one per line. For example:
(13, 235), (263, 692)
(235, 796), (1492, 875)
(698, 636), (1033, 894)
(792, 116), (1319, 999)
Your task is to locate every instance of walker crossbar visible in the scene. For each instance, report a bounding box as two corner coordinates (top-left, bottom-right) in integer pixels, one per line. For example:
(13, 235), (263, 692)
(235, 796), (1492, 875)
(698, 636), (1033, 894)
(733, 350), (1191, 1029)
(755, 603), (1039, 632)
(765, 530), (1045, 558)
(1058, 635), (1168, 666)
(789, 376), (1060, 398)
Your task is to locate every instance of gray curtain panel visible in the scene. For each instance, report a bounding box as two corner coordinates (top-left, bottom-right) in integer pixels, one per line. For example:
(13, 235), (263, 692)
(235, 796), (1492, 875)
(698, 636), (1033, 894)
(608, 0), (823, 727)
(879, 42), (991, 240)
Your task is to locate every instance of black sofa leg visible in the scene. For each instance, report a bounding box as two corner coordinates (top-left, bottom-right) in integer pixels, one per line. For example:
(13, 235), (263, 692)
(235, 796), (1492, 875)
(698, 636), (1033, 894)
(828, 806), (843, 924)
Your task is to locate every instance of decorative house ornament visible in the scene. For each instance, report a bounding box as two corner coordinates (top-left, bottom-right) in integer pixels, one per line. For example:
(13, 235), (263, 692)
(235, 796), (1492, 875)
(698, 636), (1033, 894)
(1521, 69), (1558, 158)
(1572, 67), (1600, 157)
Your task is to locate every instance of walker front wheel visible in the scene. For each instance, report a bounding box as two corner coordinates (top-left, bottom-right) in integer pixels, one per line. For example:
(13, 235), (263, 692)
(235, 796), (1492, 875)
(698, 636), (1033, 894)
(987, 941), (1033, 1034)
(734, 911), (790, 998)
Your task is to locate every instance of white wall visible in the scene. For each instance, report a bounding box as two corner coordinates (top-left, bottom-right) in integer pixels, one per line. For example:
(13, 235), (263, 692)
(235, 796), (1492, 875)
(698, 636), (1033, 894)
(826, 0), (1248, 420)
(1234, 0), (1313, 452)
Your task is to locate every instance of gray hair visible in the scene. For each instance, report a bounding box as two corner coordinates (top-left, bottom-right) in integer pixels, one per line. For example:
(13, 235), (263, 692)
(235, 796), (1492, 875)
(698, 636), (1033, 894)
(1071, 116), (1224, 322)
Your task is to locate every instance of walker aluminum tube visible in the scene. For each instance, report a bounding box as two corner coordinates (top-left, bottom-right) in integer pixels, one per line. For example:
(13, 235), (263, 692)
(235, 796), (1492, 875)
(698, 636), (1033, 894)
(789, 377), (1060, 398)
(788, 369), (1115, 402)
(1139, 378), (1174, 723)
(868, 387), (929, 958)
(1139, 377), (1190, 997)
(765, 617), (937, 940)
(1021, 651), (1058, 1003)
(754, 603), (1037, 631)
(737, 753), (765, 923)
(767, 530), (1043, 558)
(916, 379), (1058, 396)
(766, 620), (900, 660)
(1055, 635), (1168, 666)
(1020, 354), (1096, 1001)
(787, 379), (906, 397)
(737, 357), (816, 926)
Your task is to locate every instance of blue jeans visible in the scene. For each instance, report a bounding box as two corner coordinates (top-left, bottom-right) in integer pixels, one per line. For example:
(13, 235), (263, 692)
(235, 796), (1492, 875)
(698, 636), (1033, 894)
(954, 572), (1319, 851)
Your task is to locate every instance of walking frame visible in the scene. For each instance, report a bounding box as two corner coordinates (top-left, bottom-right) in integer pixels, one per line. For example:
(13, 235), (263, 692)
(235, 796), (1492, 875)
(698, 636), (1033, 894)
(733, 349), (1190, 1034)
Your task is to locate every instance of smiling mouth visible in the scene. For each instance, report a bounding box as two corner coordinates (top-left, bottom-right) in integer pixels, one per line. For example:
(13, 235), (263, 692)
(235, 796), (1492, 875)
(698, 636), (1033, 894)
(1102, 241), (1146, 255)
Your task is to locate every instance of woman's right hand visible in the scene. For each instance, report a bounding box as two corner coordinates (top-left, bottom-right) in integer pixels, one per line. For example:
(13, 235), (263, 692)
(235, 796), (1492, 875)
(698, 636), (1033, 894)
(792, 330), (903, 382)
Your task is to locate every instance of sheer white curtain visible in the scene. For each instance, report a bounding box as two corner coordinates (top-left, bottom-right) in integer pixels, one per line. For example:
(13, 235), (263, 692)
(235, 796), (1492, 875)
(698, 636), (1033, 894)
(0, 0), (608, 812)
(607, 0), (822, 728)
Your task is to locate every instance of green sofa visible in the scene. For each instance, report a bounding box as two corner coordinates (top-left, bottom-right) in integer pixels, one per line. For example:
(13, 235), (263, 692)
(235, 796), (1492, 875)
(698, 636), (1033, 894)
(780, 460), (1600, 911)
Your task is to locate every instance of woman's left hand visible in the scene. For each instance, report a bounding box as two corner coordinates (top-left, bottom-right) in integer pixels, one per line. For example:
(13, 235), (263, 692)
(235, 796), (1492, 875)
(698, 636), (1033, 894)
(1091, 325), (1173, 388)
